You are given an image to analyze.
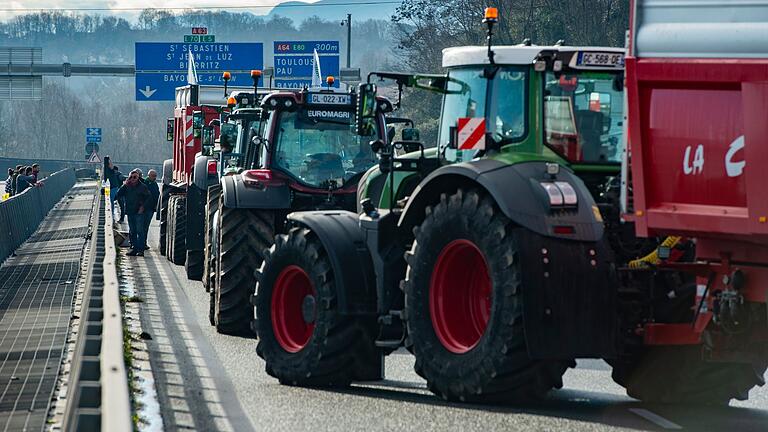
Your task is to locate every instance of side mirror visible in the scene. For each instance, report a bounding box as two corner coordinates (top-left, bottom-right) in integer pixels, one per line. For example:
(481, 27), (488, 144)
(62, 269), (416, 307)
(166, 118), (174, 142)
(355, 83), (378, 137)
(402, 128), (420, 142)
(192, 111), (204, 138)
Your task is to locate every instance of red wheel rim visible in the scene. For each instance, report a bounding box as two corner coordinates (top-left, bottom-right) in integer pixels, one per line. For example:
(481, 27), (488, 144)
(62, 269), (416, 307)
(271, 265), (315, 353)
(429, 239), (492, 354)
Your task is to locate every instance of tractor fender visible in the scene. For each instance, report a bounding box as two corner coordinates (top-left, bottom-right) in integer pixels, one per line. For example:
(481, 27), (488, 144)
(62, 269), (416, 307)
(399, 159), (604, 242)
(220, 174), (291, 209)
(161, 159), (173, 186)
(192, 154), (217, 190)
(287, 211), (377, 316)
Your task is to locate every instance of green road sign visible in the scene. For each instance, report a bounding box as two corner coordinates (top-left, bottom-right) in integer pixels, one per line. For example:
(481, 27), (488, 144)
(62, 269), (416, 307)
(184, 35), (215, 43)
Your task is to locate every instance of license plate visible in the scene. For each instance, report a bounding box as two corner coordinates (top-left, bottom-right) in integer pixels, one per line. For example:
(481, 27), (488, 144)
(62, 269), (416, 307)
(577, 52), (624, 68)
(309, 93), (352, 105)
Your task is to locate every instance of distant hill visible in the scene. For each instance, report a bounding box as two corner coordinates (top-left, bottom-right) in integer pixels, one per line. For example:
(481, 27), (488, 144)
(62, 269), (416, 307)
(267, 0), (401, 23)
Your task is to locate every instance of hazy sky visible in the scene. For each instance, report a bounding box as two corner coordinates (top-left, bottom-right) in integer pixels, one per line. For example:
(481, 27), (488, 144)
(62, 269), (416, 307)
(0, 1), (318, 22)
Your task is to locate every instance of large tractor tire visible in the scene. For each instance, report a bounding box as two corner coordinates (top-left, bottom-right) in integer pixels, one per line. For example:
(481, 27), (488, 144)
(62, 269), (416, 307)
(159, 197), (168, 256)
(612, 346), (766, 405)
(159, 159), (173, 256)
(202, 185), (221, 292)
(255, 227), (380, 385)
(171, 196), (187, 266)
(403, 188), (571, 403)
(166, 195), (177, 260)
(186, 250), (204, 281)
(212, 197), (274, 335)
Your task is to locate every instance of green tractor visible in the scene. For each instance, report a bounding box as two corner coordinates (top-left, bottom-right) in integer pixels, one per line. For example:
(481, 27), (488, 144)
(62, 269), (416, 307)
(254, 13), (628, 400)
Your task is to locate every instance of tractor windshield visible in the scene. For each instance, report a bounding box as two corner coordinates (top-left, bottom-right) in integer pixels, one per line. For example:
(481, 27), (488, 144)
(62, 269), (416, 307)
(272, 109), (378, 189)
(438, 66), (527, 160)
(544, 71), (623, 163)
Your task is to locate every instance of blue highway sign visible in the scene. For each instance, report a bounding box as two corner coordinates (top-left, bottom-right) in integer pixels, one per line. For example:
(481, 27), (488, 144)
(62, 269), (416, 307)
(135, 72), (255, 101)
(274, 55), (340, 79)
(86, 127), (102, 143)
(273, 40), (340, 88)
(135, 42), (263, 72)
(134, 42), (263, 101)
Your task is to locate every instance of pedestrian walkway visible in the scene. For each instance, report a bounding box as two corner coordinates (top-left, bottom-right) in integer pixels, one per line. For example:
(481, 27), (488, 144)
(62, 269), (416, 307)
(0, 182), (96, 432)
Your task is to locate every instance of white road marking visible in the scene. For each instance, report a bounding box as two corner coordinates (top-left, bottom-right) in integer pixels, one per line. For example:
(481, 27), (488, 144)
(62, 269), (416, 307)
(629, 408), (683, 430)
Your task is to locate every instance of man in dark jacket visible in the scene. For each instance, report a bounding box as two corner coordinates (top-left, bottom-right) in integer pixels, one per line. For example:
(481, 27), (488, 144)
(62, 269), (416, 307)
(16, 167), (35, 194)
(142, 170), (160, 249)
(116, 170), (153, 256)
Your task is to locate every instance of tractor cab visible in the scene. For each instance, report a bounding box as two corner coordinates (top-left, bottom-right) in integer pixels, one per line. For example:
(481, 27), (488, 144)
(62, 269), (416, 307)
(258, 84), (390, 193)
(216, 90), (271, 176)
(439, 45), (625, 169)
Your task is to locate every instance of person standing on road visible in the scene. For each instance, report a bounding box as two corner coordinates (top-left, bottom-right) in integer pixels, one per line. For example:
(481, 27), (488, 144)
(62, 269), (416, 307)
(116, 170), (153, 257)
(5, 168), (14, 197)
(143, 169), (160, 250)
(103, 156), (121, 219)
(113, 165), (127, 223)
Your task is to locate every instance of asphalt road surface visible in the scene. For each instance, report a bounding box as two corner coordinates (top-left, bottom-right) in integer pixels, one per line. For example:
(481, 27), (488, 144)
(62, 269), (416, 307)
(123, 222), (768, 432)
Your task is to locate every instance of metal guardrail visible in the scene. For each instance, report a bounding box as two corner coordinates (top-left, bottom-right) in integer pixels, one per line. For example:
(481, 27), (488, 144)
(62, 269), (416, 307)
(63, 191), (132, 431)
(101, 192), (133, 430)
(0, 168), (76, 263)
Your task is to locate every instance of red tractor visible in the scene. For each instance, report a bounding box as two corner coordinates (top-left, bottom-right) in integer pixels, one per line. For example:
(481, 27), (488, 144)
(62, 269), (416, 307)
(614, 0), (768, 403)
(160, 80), (252, 278)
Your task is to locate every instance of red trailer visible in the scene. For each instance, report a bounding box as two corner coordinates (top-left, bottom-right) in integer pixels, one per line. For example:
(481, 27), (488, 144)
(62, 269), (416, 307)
(618, 0), (768, 403)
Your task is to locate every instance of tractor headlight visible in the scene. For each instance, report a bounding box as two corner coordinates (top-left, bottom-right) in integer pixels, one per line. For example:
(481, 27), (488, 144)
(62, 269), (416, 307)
(539, 182), (563, 206)
(539, 181), (578, 208)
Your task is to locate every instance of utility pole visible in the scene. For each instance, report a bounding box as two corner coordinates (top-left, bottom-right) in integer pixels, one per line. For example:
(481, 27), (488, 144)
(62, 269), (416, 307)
(341, 14), (352, 68)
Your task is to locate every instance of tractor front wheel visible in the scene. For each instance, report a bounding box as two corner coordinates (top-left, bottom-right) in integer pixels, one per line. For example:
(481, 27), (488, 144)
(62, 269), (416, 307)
(203, 184), (221, 292)
(255, 227), (380, 385)
(166, 195), (177, 260)
(170, 196), (186, 266)
(159, 195), (168, 256)
(404, 188), (571, 403)
(212, 198), (274, 335)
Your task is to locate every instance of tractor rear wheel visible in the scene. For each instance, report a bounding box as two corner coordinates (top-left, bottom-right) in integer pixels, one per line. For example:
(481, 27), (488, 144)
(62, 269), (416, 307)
(255, 227), (380, 385)
(213, 197), (274, 335)
(612, 346), (766, 404)
(171, 196), (186, 266)
(166, 195), (177, 260)
(403, 188), (571, 403)
(203, 184), (221, 292)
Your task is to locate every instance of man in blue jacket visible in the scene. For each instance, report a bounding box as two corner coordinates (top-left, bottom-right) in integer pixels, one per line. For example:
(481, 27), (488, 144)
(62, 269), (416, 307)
(116, 170), (153, 256)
